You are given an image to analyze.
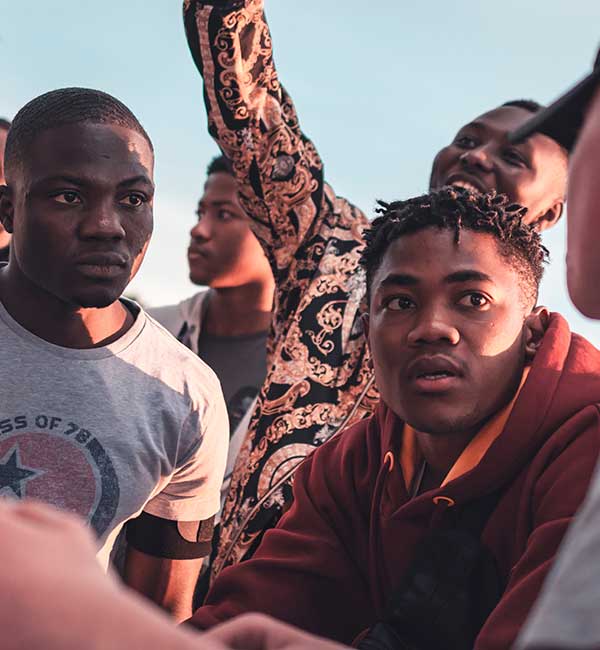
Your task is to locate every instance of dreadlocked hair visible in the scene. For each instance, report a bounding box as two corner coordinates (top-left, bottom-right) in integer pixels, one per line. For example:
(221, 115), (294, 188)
(5, 87), (152, 176)
(361, 186), (548, 307)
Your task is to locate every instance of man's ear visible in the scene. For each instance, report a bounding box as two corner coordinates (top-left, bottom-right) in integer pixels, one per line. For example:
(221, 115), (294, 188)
(524, 306), (550, 360)
(0, 185), (15, 234)
(361, 312), (370, 344)
(534, 200), (564, 233)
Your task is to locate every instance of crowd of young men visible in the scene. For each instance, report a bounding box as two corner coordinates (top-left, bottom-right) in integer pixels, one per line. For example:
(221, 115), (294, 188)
(1, 0), (600, 648)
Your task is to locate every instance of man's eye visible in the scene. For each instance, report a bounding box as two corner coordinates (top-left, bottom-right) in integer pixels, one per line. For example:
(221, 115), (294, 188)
(385, 296), (415, 311)
(454, 135), (477, 149)
(503, 149), (528, 167)
(458, 293), (490, 309)
(53, 191), (81, 205)
(120, 193), (146, 208)
(217, 209), (235, 221)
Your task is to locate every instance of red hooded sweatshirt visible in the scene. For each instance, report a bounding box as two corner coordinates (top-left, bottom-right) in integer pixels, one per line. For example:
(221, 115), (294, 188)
(190, 314), (600, 649)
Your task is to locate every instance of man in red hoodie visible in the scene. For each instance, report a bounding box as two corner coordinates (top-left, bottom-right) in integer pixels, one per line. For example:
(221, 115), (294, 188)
(188, 186), (600, 650)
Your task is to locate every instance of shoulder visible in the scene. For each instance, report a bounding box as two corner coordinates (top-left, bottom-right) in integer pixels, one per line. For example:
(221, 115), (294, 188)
(298, 414), (381, 490)
(146, 291), (208, 336)
(325, 183), (370, 230)
(133, 309), (223, 404)
(529, 404), (600, 525)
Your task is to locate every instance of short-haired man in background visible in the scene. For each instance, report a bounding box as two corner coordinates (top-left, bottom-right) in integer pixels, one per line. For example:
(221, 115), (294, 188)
(189, 188), (600, 650)
(150, 153), (274, 602)
(0, 87), (228, 621)
(150, 153), (274, 501)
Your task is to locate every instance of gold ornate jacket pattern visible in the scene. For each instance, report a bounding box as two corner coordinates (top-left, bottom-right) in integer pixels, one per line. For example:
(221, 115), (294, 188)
(184, 0), (379, 581)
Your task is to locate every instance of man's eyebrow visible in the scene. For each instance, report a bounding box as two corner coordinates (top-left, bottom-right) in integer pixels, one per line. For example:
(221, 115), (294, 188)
(118, 175), (154, 189)
(457, 121), (485, 132)
(445, 270), (494, 284)
(379, 273), (419, 287)
(33, 174), (154, 189)
(198, 199), (236, 208)
(34, 174), (87, 186)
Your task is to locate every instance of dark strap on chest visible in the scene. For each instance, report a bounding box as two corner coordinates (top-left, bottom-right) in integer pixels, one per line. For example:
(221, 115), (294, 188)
(357, 489), (505, 650)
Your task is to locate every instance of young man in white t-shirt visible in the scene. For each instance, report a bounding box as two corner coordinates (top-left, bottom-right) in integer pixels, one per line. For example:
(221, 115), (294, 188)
(150, 154), (275, 603)
(0, 87), (229, 621)
(150, 154), (274, 489)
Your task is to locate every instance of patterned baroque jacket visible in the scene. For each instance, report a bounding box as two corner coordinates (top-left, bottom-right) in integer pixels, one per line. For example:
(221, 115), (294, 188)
(184, 0), (380, 580)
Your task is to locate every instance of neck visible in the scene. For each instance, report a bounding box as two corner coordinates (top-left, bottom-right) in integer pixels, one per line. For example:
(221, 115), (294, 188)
(0, 265), (133, 349)
(203, 278), (274, 336)
(413, 426), (479, 484)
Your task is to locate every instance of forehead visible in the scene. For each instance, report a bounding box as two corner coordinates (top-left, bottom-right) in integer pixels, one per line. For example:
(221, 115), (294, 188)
(21, 122), (154, 186)
(469, 105), (534, 134)
(202, 171), (238, 201)
(372, 228), (519, 290)
(463, 106), (565, 158)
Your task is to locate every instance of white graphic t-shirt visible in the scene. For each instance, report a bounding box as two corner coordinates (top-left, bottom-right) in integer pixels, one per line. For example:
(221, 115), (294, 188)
(0, 299), (229, 569)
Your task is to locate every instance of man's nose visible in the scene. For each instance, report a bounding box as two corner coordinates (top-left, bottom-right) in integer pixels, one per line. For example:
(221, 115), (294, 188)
(190, 216), (211, 241)
(407, 308), (460, 346)
(79, 201), (125, 240)
(459, 145), (494, 173)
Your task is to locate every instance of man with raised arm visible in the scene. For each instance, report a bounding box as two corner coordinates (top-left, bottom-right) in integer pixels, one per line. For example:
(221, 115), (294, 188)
(183, 0), (569, 580)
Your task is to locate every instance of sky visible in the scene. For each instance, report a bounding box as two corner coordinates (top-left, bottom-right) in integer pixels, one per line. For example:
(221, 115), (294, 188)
(2, 0), (600, 343)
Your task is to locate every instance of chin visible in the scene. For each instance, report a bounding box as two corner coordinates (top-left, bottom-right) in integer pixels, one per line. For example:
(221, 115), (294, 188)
(189, 271), (213, 287)
(71, 286), (124, 309)
(401, 406), (481, 437)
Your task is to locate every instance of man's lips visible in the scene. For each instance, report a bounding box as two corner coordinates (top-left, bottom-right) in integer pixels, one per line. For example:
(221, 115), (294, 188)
(444, 173), (488, 194)
(76, 252), (128, 267)
(188, 246), (210, 260)
(405, 355), (465, 393)
(75, 252), (128, 279)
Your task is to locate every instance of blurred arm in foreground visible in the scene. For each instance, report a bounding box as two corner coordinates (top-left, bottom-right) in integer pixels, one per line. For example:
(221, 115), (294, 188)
(0, 499), (348, 650)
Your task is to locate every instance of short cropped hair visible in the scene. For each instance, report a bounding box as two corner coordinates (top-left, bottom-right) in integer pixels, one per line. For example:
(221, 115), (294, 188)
(4, 87), (152, 176)
(361, 186), (548, 307)
(206, 154), (233, 177)
(502, 99), (544, 114)
(0, 118), (11, 132)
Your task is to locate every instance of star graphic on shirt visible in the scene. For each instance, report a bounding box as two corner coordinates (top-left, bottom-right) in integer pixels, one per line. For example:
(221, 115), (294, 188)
(0, 446), (41, 498)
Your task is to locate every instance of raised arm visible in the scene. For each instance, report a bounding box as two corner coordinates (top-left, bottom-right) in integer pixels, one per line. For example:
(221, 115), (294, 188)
(183, 0), (337, 276)
(183, 0), (375, 577)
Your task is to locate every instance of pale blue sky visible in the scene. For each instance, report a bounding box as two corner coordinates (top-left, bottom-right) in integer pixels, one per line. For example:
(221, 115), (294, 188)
(2, 1), (600, 342)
